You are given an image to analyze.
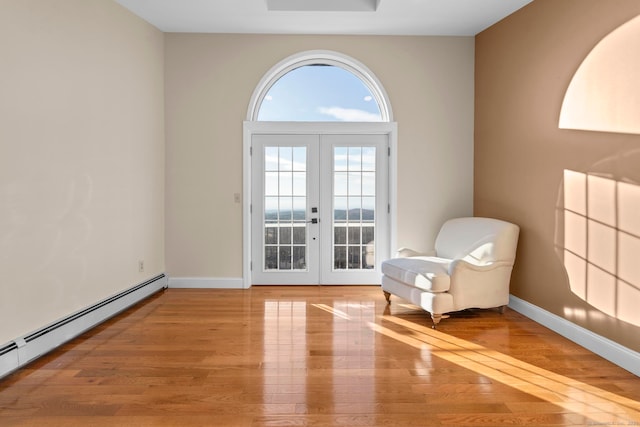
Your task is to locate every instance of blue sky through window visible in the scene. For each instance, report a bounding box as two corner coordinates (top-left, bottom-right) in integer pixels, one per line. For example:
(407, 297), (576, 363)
(257, 65), (382, 122)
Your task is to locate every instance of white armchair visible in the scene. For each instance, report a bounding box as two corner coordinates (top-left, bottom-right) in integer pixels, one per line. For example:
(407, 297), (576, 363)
(381, 217), (520, 327)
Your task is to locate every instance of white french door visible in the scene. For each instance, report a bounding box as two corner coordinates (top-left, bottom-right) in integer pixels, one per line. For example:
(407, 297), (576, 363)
(251, 134), (319, 285)
(251, 133), (389, 285)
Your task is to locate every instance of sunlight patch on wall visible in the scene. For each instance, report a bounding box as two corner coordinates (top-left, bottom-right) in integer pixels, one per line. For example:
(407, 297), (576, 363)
(559, 15), (640, 135)
(558, 169), (640, 327)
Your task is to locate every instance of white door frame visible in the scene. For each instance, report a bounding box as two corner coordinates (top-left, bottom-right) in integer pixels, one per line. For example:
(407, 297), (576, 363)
(242, 121), (397, 288)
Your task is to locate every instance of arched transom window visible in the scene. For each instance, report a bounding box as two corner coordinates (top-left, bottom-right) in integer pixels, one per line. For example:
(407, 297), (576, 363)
(248, 51), (393, 122)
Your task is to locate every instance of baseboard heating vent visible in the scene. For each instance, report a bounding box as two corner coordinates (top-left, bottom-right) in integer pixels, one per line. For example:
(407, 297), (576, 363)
(0, 274), (167, 380)
(0, 342), (18, 356)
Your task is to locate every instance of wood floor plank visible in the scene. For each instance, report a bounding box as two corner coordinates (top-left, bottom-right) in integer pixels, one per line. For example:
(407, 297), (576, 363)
(1, 286), (639, 426)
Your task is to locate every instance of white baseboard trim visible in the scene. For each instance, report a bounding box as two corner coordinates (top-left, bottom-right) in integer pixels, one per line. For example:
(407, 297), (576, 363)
(509, 295), (640, 377)
(168, 277), (246, 289)
(0, 274), (168, 380)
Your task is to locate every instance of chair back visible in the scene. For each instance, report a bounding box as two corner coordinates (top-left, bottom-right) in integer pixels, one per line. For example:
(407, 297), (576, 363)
(435, 217), (519, 266)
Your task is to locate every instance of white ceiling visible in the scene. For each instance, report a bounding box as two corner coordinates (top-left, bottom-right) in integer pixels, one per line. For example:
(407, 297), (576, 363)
(114, 0), (534, 36)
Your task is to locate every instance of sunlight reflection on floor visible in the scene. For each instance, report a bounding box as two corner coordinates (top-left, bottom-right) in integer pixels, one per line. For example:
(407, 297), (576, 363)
(371, 314), (640, 425)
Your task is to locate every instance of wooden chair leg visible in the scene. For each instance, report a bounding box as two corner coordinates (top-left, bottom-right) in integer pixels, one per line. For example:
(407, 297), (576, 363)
(383, 291), (391, 304)
(498, 305), (507, 314)
(430, 313), (449, 329)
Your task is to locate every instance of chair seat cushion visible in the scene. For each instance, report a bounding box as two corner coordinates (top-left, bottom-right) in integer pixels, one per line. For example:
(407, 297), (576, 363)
(381, 257), (451, 292)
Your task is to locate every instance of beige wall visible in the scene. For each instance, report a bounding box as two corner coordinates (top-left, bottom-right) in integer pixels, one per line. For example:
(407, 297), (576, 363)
(475, 0), (640, 352)
(165, 34), (475, 279)
(0, 1), (165, 344)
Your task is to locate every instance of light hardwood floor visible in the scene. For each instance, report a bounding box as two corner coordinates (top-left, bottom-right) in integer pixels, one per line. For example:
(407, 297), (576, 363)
(1, 286), (639, 426)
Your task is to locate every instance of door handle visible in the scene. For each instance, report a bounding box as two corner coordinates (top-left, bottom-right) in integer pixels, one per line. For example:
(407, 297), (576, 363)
(307, 218), (318, 224)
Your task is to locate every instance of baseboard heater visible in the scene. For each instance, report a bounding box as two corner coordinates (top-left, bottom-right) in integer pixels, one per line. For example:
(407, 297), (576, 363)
(0, 274), (168, 380)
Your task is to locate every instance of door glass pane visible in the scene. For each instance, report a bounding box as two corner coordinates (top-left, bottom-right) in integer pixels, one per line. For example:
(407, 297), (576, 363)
(348, 246), (361, 269)
(334, 172), (348, 196)
(279, 197), (292, 221)
(292, 226), (306, 244)
(265, 172), (278, 196)
(362, 197), (375, 220)
(333, 146), (376, 271)
(334, 246), (346, 270)
(334, 197), (347, 221)
(348, 147), (362, 171)
(293, 147), (306, 170)
(263, 146), (308, 271)
(279, 246), (292, 270)
(265, 227), (278, 245)
(280, 227), (292, 244)
(292, 196), (306, 220)
(348, 172), (362, 195)
(265, 246), (278, 270)
(265, 197), (278, 222)
(348, 226), (361, 244)
(265, 147), (279, 170)
(334, 147), (348, 171)
(279, 147), (293, 171)
(292, 172), (306, 196)
(279, 172), (292, 196)
(348, 197), (361, 221)
(334, 226), (346, 245)
(362, 172), (375, 196)
(362, 147), (376, 171)
(293, 246), (306, 270)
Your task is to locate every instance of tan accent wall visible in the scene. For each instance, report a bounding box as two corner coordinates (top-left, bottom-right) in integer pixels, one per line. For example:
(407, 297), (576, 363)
(165, 35), (475, 278)
(475, 0), (640, 352)
(0, 1), (165, 344)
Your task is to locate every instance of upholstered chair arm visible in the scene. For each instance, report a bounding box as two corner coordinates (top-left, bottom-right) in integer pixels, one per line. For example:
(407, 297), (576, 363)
(396, 247), (436, 258)
(446, 258), (514, 311)
(448, 259), (513, 275)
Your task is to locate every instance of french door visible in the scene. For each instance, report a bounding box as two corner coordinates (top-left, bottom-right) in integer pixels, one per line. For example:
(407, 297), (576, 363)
(251, 133), (389, 285)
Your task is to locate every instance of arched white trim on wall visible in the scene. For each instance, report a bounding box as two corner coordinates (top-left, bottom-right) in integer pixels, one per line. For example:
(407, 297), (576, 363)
(246, 50), (394, 122)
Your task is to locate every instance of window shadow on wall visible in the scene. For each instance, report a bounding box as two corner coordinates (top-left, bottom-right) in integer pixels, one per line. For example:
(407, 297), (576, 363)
(555, 160), (640, 327)
(557, 14), (640, 326)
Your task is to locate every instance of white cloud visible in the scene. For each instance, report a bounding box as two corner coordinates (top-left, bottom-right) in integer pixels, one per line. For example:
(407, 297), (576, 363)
(363, 96), (373, 102)
(317, 106), (381, 122)
(264, 95), (273, 101)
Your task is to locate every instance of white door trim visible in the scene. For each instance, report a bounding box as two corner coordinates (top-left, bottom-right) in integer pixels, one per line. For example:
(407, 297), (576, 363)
(243, 121), (398, 288)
